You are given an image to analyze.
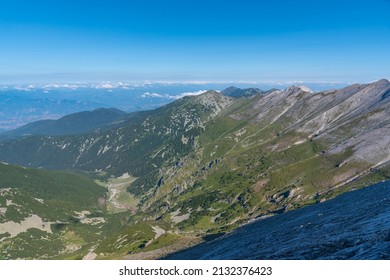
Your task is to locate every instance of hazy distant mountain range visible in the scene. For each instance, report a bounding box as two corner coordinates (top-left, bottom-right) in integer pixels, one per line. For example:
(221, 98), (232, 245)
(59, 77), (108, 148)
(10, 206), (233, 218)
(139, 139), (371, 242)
(1, 79), (389, 260)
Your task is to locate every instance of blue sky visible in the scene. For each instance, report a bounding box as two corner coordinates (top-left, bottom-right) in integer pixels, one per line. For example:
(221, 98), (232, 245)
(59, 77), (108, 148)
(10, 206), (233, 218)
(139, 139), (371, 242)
(0, 0), (389, 83)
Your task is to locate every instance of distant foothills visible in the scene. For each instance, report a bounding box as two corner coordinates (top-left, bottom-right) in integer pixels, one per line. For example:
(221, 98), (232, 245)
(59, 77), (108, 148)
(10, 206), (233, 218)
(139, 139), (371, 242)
(1, 79), (390, 260)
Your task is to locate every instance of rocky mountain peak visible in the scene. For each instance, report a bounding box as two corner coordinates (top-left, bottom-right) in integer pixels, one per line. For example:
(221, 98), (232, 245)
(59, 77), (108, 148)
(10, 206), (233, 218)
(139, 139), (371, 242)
(221, 86), (239, 93)
(199, 89), (221, 96)
(193, 90), (233, 112)
(358, 79), (390, 101)
(371, 78), (390, 88)
(220, 86), (265, 98)
(285, 85), (313, 94)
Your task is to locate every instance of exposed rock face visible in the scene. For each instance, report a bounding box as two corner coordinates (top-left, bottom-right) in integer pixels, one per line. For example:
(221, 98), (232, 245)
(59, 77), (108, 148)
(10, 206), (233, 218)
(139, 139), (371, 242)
(193, 90), (234, 117)
(227, 80), (390, 169)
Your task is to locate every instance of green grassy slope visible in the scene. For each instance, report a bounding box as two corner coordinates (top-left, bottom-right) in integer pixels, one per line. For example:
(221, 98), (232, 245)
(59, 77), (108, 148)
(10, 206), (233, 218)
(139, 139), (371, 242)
(0, 162), (132, 259)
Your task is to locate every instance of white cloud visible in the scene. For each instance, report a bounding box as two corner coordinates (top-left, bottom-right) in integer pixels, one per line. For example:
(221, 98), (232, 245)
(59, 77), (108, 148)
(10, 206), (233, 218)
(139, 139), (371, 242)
(13, 86), (32, 91)
(141, 92), (167, 98)
(141, 90), (208, 99)
(95, 83), (115, 89)
(172, 90), (208, 99)
(42, 84), (79, 90)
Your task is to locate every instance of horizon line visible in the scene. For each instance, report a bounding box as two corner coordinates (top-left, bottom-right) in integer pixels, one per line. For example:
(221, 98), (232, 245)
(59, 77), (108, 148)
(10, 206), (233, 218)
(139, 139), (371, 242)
(0, 79), (380, 86)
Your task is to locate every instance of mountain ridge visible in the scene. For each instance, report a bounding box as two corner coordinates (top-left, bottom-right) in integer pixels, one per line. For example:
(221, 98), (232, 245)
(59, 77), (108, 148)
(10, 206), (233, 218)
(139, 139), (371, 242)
(1, 80), (390, 259)
(0, 107), (127, 140)
(220, 86), (278, 98)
